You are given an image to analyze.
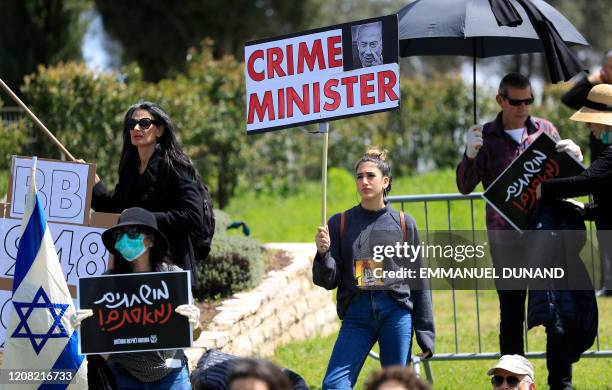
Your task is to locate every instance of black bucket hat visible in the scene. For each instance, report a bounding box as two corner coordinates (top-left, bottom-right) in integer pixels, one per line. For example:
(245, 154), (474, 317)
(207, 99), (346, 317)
(102, 207), (169, 256)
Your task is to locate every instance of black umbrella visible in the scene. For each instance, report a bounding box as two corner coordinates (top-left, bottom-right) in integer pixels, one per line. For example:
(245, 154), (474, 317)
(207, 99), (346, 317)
(397, 0), (589, 123)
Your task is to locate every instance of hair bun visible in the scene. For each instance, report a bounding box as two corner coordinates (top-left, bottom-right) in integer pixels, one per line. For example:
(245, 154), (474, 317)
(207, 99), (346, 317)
(365, 148), (388, 161)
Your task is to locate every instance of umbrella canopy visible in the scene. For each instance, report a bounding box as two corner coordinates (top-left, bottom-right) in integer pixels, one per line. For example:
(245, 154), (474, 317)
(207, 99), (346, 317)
(397, 0), (589, 122)
(398, 0), (588, 58)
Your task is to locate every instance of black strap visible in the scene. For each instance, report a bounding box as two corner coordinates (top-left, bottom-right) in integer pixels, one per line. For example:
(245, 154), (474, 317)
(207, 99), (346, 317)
(583, 99), (612, 112)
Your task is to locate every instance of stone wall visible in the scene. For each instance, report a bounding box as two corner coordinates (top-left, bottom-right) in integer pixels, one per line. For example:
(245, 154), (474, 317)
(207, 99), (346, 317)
(185, 243), (339, 368)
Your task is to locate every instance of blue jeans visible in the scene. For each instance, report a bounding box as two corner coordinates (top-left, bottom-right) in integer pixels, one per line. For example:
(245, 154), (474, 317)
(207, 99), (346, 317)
(322, 291), (413, 390)
(108, 363), (191, 389)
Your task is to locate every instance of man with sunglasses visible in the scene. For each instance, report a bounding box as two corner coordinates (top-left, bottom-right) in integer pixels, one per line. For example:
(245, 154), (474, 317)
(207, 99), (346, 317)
(456, 73), (582, 358)
(488, 355), (536, 390)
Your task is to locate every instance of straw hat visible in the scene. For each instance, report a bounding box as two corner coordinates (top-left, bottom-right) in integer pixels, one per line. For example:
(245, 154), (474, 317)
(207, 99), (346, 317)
(570, 84), (612, 127)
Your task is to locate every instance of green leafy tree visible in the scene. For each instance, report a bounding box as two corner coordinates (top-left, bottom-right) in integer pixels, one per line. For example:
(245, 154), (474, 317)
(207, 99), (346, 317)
(93, 0), (317, 81)
(0, 0), (86, 101)
(19, 62), (135, 182)
(0, 100), (26, 171)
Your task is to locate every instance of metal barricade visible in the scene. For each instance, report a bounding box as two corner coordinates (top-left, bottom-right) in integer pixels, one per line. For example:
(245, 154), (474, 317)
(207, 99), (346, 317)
(1, 107), (24, 123)
(379, 193), (612, 384)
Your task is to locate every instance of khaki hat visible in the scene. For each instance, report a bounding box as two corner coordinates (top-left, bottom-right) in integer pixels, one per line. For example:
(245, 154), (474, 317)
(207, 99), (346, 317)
(487, 355), (535, 382)
(570, 83), (612, 127)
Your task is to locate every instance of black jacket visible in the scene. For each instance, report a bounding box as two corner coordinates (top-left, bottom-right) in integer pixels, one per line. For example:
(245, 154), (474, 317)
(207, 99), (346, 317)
(561, 73), (593, 110)
(527, 200), (598, 362)
(541, 146), (612, 230)
(92, 147), (203, 287)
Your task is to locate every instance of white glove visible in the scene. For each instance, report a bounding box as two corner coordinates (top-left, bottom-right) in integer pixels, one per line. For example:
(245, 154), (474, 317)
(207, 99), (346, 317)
(465, 125), (483, 159)
(565, 198), (584, 209)
(556, 139), (583, 162)
(175, 304), (201, 329)
(70, 309), (93, 329)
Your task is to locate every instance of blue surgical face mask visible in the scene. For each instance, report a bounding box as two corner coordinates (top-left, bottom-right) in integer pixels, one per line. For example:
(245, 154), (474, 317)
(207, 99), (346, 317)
(601, 130), (611, 145)
(115, 233), (147, 261)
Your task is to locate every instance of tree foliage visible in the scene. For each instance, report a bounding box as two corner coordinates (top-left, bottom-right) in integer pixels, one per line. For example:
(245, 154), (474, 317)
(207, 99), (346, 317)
(0, 0), (86, 102)
(18, 42), (250, 209)
(93, 0), (317, 81)
(0, 100), (26, 171)
(17, 39), (591, 209)
(20, 62), (133, 183)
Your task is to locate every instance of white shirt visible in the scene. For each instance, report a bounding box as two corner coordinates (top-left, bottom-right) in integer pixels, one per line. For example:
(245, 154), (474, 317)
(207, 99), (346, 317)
(505, 127), (525, 144)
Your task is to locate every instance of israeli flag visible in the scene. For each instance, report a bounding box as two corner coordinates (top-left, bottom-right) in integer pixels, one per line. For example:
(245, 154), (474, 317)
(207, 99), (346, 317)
(1, 157), (87, 389)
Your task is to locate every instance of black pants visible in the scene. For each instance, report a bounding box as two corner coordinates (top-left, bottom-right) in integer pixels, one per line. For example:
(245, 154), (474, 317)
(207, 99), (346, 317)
(496, 289), (526, 355)
(490, 236), (527, 355)
(546, 328), (573, 390)
(597, 230), (612, 290)
(491, 235), (575, 389)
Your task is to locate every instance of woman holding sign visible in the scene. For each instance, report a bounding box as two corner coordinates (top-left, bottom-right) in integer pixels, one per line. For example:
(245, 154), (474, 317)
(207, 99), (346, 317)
(72, 207), (200, 389)
(313, 149), (435, 389)
(83, 101), (207, 288)
(537, 83), (612, 295)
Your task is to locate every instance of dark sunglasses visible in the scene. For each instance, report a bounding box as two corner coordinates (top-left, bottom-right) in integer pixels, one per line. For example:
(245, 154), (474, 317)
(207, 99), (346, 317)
(501, 95), (534, 106)
(112, 226), (145, 241)
(125, 118), (161, 131)
(491, 375), (521, 387)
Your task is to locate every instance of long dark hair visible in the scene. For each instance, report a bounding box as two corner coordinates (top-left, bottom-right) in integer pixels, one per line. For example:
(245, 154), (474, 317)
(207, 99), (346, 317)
(119, 101), (200, 182)
(110, 227), (171, 274)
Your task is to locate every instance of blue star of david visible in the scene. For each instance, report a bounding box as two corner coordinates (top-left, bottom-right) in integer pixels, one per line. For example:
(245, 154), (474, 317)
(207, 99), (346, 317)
(12, 286), (69, 355)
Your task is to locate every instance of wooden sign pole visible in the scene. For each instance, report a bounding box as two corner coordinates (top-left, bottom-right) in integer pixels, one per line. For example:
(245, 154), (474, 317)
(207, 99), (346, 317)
(320, 122), (329, 225)
(0, 78), (75, 161)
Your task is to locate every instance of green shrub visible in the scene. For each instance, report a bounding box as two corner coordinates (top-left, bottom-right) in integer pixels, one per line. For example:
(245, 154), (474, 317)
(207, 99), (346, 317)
(194, 234), (264, 299)
(20, 62), (133, 183)
(0, 100), (26, 172)
(0, 120), (26, 172)
(193, 208), (265, 300)
(212, 208), (230, 234)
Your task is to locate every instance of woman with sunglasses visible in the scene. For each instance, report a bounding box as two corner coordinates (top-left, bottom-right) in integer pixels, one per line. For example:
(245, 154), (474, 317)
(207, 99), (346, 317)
(538, 83), (612, 295)
(313, 148), (435, 389)
(72, 207), (200, 389)
(84, 102), (204, 288)
(534, 84), (612, 389)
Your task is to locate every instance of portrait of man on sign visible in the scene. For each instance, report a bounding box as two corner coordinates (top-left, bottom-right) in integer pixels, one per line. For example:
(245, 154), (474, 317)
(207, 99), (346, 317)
(351, 21), (383, 69)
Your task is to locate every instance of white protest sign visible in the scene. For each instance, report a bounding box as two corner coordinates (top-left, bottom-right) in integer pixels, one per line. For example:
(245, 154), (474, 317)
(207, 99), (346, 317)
(0, 218), (108, 286)
(245, 15), (399, 134)
(8, 156), (94, 225)
(0, 218), (109, 347)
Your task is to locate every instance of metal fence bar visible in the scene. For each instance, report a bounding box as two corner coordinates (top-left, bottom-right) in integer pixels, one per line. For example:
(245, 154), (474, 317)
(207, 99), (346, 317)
(524, 304), (530, 353)
(385, 192), (611, 367)
(427, 350), (612, 361)
(1, 107), (24, 123)
(447, 199), (460, 354)
(588, 219), (601, 352)
(470, 198), (483, 353)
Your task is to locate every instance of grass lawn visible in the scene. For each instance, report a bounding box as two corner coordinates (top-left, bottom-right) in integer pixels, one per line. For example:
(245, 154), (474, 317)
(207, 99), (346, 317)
(273, 291), (612, 389)
(225, 168), (487, 243)
(225, 168), (611, 389)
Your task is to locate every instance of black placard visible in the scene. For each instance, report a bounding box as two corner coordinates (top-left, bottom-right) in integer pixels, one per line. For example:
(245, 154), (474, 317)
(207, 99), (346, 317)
(482, 133), (585, 231)
(78, 271), (192, 354)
